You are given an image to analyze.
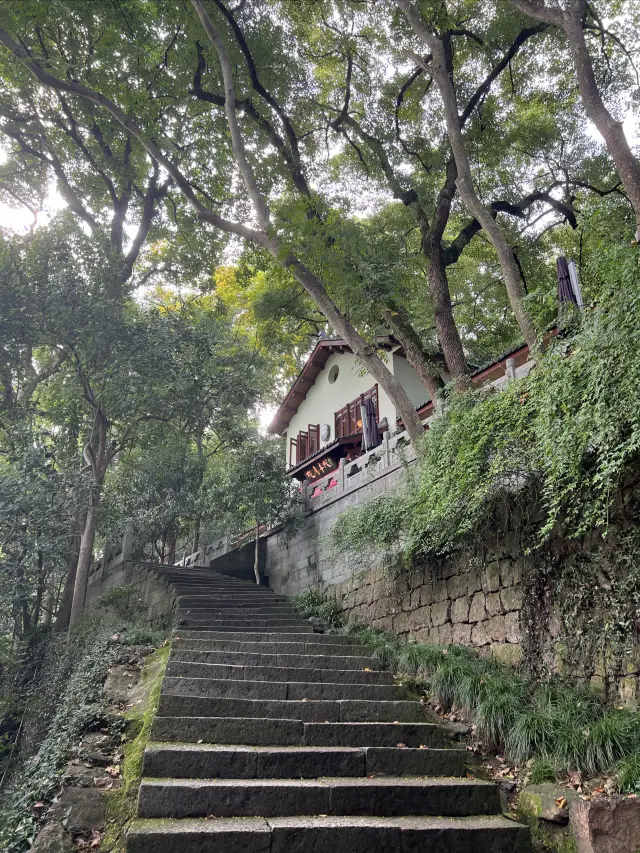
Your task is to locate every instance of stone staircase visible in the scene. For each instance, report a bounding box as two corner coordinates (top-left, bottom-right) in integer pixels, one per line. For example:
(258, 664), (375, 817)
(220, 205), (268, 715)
(127, 568), (531, 852)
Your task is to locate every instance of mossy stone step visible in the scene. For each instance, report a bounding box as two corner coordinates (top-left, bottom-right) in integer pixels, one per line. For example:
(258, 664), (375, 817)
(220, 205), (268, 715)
(128, 814), (531, 853)
(143, 743), (468, 780)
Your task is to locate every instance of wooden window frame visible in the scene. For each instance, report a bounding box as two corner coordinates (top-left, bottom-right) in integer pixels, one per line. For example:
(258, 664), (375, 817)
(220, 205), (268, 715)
(334, 385), (379, 439)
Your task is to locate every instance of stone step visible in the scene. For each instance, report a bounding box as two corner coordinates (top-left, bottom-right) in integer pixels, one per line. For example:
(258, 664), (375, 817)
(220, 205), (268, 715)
(138, 776), (500, 819)
(171, 584), (265, 592)
(165, 661), (395, 686)
(178, 606), (296, 615)
(176, 594), (288, 604)
(175, 592), (272, 599)
(174, 624), (314, 634)
(177, 613), (300, 624)
(168, 650), (378, 669)
(161, 573), (258, 584)
(157, 694), (426, 723)
(180, 619), (310, 628)
(143, 743), (467, 780)
(172, 640), (364, 656)
(304, 721), (446, 748)
(178, 588), (295, 610)
(128, 814), (531, 853)
(180, 623), (311, 633)
(173, 631), (350, 644)
(177, 606), (296, 615)
(161, 676), (406, 701)
(150, 717), (445, 747)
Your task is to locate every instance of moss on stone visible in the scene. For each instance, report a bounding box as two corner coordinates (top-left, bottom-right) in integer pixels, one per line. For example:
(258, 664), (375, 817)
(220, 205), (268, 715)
(100, 644), (169, 852)
(517, 787), (578, 853)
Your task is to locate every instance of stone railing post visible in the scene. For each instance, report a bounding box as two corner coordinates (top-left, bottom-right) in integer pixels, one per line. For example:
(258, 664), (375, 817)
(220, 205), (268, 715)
(122, 521), (134, 562)
(338, 458), (346, 493)
(506, 357), (516, 381)
(100, 542), (112, 581)
(383, 430), (391, 467)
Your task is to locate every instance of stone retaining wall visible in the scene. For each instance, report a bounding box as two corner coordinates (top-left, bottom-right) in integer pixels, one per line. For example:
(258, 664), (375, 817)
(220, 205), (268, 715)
(85, 560), (177, 627)
(323, 554), (527, 666)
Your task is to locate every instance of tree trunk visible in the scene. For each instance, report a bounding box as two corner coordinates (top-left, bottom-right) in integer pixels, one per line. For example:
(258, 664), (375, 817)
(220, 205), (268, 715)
(55, 514), (84, 631)
(192, 518), (201, 556)
(192, 430), (204, 554)
(427, 248), (471, 390)
(165, 536), (177, 566)
(424, 159), (471, 390)
(68, 495), (99, 629)
(41, 583), (54, 627)
(563, 10), (640, 232)
(254, 524), (261, 585)
(31, 550), (45, 627)
(379, 300), (444, 405)
(512, 0), (640, 233)
(398, 1), (538, 351)
(12, 562), (29, 645)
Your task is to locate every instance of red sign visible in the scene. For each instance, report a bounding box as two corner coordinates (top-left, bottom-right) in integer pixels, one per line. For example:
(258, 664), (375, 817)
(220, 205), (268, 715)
(305, 456), (338, 482)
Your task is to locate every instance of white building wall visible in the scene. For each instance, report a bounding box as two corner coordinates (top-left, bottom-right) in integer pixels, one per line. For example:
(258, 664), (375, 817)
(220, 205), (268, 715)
(391, 351), (432, 410)
(284, 351), (396, 454)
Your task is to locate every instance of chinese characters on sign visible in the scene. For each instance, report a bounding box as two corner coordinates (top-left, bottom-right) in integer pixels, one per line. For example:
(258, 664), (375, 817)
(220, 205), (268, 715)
(304, 456), (338, 482)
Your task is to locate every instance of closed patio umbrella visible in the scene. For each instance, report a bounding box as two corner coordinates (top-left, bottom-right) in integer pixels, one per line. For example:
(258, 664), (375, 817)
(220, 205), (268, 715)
(361, 397), (381, 452)
(557, 256), (578, 305)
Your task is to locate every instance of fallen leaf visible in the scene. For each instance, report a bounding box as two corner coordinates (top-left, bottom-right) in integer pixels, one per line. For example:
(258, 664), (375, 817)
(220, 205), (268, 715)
(397, 743), (407, 749)
(555, 797), (568, 809)
(197, 739), (204, 744)
(363, 668), (372, 672)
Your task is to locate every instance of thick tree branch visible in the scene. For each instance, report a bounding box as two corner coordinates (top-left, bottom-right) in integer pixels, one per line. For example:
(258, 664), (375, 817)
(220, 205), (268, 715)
(209, 0), (307, 191)
(191, 0), (270, 228)
(191, 42), (310, 197)
(460, 24), (547, 127)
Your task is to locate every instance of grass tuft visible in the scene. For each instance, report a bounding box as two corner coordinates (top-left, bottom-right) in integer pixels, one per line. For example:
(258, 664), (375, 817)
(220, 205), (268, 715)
(617, 747), (640, 793)
(528, 757), (558, 784)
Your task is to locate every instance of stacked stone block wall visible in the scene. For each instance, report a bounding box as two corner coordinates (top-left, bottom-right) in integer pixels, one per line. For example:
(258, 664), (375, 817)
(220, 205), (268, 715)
(86, 560), (177, 627)
(324, 555), (527, 666)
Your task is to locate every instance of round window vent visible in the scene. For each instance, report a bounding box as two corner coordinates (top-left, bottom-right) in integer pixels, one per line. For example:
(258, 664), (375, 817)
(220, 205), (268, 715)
(328, 365), (339, 384)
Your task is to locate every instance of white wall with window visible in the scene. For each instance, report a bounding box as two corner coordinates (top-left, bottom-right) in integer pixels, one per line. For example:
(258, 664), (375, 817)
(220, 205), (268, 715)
(283, 349), (429, 467)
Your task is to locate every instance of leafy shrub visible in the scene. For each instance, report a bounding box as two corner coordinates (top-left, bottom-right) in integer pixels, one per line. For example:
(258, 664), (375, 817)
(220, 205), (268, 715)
(528, 757), (558, 784)
(96, 585), (146, 622)
(292, 590), (344, 629)
(0, 613), (169, 852)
